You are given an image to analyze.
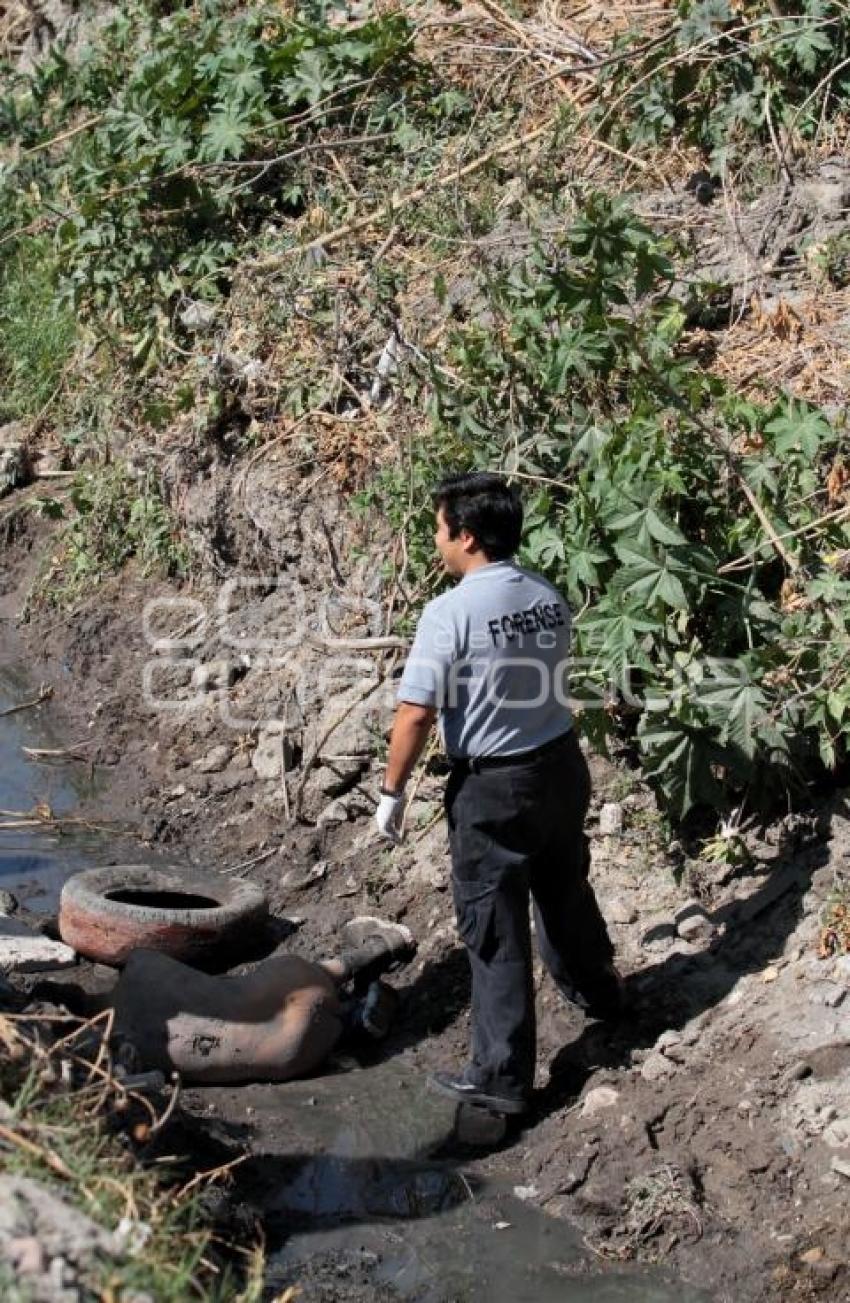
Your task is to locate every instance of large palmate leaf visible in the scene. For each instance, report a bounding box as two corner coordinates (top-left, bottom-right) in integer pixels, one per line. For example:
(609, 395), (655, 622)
(700, 669), (769, 763)
(637, 706), (723, 818)
(607, 505), (686, 548)
(612, 538), (690, 609)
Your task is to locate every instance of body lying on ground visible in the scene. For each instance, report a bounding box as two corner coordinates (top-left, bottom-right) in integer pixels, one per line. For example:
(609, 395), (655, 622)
(43, 917), (415, 1084)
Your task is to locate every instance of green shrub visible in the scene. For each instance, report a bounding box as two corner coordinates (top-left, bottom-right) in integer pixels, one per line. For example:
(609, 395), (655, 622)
(0, 0), (416, 353)
(30, 463), (189, 607)
(598, 0), (849, 165)
(366, 195), (850, 819)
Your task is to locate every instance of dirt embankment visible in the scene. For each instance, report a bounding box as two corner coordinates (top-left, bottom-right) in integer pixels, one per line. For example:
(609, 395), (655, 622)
(2, 465), (849, 1303)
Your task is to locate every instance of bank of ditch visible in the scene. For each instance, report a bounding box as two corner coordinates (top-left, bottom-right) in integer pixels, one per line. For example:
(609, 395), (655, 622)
(2, 1), (850, 1298)
(2, 474), (850, 1300)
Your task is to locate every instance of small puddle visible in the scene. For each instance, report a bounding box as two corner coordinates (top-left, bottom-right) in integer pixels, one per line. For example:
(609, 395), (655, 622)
(235, 1062), (711, 1301)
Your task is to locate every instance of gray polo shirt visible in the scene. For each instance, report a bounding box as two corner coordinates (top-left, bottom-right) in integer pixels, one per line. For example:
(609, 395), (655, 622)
(397, 560), (573, 758)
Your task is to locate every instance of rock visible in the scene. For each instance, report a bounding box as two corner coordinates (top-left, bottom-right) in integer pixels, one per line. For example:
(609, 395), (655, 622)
(784, 1059), (813, 1086)
(641, 921), (678, 950)
(606, 896), (637, 925)
(830, 1157), (850, 1179)
(407, 857), (446, 890)
(833, 955), (850, 984)
(179, 299), (217, 331)
(0, 433), (30, 497)
(311, 688), (391, 760)
(641, 1052), (673, 1082)
(251, 730), (296, 780)
(0, 1176), (119, 1261)
(0, 889), (18, 915)
(7, 1235), (45, 1275)
(820, 984), (846, 1009)
(193, 743), (233, 774)
(675, 900), (716, 942)
(799, 1247), (825, 1266)
(316, 799), (349, 827)
(598, 802), (624, 836)
(285, 861), (329, 891)
(801, 180), (850, 218)
(0, 916), (76, 973)
(656, 1029), (683, 1051)
(191, 660), (241, 692)
(581, 1085), (620, 1116)
(823, 1117), (850, 1148)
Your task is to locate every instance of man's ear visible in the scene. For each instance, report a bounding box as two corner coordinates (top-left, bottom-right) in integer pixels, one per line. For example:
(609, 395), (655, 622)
(459, 528), (478, 554)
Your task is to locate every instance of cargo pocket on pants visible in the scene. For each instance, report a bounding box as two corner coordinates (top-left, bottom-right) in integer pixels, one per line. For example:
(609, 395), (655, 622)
(452, 877), (497, 962)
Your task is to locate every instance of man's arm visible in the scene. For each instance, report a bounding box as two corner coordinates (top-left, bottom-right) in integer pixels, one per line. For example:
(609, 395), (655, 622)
(382, 701), (437, 794)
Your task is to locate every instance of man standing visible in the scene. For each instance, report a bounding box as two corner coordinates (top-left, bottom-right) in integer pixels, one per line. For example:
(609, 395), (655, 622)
(375, 471), (620, 1116)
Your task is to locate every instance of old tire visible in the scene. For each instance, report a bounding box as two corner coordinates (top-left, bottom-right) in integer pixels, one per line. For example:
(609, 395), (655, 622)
(59, 865), (268, 967)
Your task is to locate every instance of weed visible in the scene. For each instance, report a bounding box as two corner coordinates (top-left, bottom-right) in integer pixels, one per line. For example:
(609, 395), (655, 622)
(599, 1), (850, 166)
(700, 831), (752, 872)
(374, 194), (850, 819)
(0, 241), (75, 423)
(818, 876), (850, 957)
(0, 1008), (263, 1299)
(805, 233), (850, 289)
(28, 464), (189, 609)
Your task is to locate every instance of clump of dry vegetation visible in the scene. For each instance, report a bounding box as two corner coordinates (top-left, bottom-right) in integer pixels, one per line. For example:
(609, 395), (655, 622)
(0, 1000), (262, 1299)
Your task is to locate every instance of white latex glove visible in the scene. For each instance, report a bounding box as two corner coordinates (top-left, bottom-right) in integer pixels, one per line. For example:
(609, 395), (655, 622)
(375, 789), (405, 844)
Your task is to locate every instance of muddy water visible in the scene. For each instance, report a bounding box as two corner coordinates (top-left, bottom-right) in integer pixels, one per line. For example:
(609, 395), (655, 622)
(244, 1062), (710, 1302)
(0, 662), (141, 913)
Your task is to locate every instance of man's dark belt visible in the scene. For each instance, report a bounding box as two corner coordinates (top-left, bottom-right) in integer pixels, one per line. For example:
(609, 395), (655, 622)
(450, 729), (573, 774)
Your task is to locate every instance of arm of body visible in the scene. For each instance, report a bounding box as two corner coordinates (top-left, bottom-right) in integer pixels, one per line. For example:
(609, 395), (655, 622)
(376, 701), (436, 843)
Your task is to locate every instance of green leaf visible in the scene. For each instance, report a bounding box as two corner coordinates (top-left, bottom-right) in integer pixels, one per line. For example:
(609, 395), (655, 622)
(613, 539), (689, 609)
(608, 505), (686, 547)
(766, 403), (833, 460)
(638, 707), (723, 818)
(199, 106), (251, 161)
(700, 671), (768, 762)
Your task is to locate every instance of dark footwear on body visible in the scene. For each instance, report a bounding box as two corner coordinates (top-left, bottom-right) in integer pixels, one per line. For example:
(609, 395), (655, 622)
(428, 1069), (527, 1115)
(339, 916), (417, 988)
(341, 916), (416, 967)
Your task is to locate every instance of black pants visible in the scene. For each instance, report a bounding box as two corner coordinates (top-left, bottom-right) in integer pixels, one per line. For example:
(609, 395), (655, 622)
(444, 730), (614, 1102)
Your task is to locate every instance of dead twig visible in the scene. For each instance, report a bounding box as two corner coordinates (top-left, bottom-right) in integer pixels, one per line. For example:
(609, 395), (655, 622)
(221, 846), (279, 876)
(0, 1120), (75, 1180)
(21, 114), (104, 157)
(174, 1154), (248, 1202)
(0, 683), (53, 717)
(252, 121), (554, 269)
(306, 633), (409, 652)
(148, 1075), (182, 1137)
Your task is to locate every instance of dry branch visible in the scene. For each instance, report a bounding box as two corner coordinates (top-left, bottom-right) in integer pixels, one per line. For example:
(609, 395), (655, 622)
(251, 121), (554, 269)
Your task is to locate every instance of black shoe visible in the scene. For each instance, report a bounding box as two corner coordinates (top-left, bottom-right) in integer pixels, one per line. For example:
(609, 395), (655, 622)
(582, 964), (626, 1021)
(557, 964), (625, 1022)
(428, 1070), (527, 1115)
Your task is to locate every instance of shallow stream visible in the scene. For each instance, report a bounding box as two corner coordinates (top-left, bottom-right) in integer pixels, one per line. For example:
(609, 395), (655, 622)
(0, 661), (111, 913)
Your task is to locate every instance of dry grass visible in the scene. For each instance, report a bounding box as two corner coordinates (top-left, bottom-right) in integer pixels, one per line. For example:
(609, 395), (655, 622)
(0, 1004), (262, 1300)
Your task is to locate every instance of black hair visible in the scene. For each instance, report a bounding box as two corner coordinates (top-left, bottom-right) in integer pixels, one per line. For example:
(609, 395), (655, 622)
(432, 471), (523, 561)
